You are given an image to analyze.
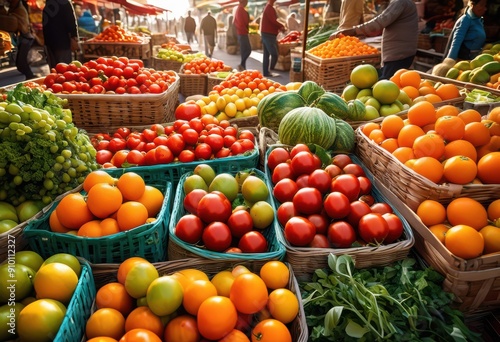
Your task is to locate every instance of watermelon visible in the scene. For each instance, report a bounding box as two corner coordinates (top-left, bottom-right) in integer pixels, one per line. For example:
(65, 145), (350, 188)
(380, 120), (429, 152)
(330, 119), (355, 153)
(278, 107), (337, 150)
(297, 81), (325, 105)
(347, 99), (366, 121)
(257, 91), (307, 132)
(312, 92), (350, 120)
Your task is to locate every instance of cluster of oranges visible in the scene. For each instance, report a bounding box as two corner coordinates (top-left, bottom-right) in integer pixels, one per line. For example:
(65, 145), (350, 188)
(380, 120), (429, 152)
(49, 170), (164, 237)
(362, 104), (500, 185)
(85, 258), (298, 341)
(211, 70), (287, 94)
(308, 35), (379, 59)
(92, 25), (142, 43)
(416, 197), (500, 259)
(390, 69), (462, 104)
(182, 57), (231, 75)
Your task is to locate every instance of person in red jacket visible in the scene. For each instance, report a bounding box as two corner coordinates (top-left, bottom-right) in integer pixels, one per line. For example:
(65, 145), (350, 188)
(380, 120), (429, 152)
(233, 0), (251, 71)
(260, 0), (285, 77)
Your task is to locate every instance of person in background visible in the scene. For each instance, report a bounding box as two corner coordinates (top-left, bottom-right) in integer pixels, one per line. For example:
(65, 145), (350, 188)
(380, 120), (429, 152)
(261, 0), (285, 77)
(0, 0), (34, 79)
(337, 0), (364, 31)
(233, 0), (251, 71)
(42, 0), (78, 69)
(74, 3), (97, 39)
(330, 0), (418, 80)
(184, 10), (196, 45)
(286, 12), (301, 33)
(200, 10), (217, 58)
(445, 0), (488, 61)
(422, 0), (464, 33)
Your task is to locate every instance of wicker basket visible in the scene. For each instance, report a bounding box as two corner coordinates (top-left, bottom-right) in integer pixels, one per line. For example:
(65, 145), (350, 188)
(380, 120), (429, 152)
(417, 33), (432, 50)
(82, 40), (151, 61)
(56, 75), (179, 133)
(303, 51), (381, 92)
(207, 73), (229, 93)
(54, 260), (96, 342)
(264, 147), (414, 279)
(23, 170), (173, 264)
(168, 169), (286, 265)
(179, 71), (208, 97)
(91, 258), (308, 341)
(355, 128), (500, 211)
(152, 57), (183, 72)
(374, 178), (500, 315)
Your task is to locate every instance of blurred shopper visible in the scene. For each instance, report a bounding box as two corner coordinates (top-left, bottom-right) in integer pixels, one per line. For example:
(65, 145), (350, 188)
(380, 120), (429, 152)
(74, 3), (97, 39)
(287, 12), (301, 32)
(184, 10), (196, 44)
(445, 0), (488, 60)
(200, 10), (217, 58)
(233, 0), (251, 71)
(0, 0), (34, 79)
(330, 0), (419, 79)
(337, 0), (365, 31)
(261, 0), (285, 77)
(43, 0), (79, 69)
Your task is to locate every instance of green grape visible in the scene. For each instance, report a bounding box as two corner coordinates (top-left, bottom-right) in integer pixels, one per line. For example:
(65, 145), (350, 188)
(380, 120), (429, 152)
(61, 149), (72, 159)
(62, 160), (71, 170)
(52, 163), (63, 172)
(8, 164), (19, 176)
(23, 126), (32, 134)
(45, 170), (54, 179)
(0, 111), (10, 124)
(50, 145), (59, 153)
(16, 129), (25, 136)
(55, 155), (65, 164)
(43, 179), (54, 190)
(9, 122), (19, 130)
(29, 111), (42, 122)
(13, 175), (23, 185)
(19, 111), (29, 122)
(0, 168), (5, 177)
(62, 173), (71, 183)
(9, 114), (21, 123)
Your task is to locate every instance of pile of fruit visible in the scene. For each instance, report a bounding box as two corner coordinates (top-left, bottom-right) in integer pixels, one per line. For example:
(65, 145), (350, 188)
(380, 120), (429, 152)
(308, 35), (379, 59)
(181, 57), (231, 75)
(444, 53), (500, 88)
(155, 48), (205, 64)
(42, 57), (178, 94)
(91, 25), (143, 43)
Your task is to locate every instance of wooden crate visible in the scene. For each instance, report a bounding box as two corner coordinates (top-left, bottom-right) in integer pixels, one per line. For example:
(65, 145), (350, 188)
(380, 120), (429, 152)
(303, 51), (381, 92)
(82, 40), (150, 61)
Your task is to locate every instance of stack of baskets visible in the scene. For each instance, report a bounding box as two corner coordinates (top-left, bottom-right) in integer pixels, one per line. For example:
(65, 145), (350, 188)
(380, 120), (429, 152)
(179, 65), (208, 97)
(152, 57), (183, 72)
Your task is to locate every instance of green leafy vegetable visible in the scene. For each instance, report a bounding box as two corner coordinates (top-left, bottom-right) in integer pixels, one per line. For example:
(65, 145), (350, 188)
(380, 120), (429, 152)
(300, 254), (482, 342)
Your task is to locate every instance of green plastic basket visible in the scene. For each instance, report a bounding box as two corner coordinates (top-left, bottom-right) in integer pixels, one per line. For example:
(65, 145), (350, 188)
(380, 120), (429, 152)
(264, 146), (415, 279)
(168, 168), (286, 264)
(55, 259), (96, 342)
(23, 169), (173, 263)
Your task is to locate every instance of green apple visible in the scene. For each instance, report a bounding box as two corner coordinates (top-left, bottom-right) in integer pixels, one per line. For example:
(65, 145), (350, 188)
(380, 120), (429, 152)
(16, 200), (44, 223)
(193, 164), (216, 186)
(397, 90), (413, 106)
(0, 202), (18, 222)
(364, 97), (381, 111)
(379, 103), (402, 117)
(362, 105), (380, 120)
(0, 219), (18, 234)
(393, 100), (405, 111)
(356, 88), (373, 99)
(341, 84), (360, 101)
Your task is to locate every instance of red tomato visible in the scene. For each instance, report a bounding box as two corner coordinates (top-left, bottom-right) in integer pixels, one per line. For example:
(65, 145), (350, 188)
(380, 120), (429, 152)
(308, 169), (332, 194)
(126, 135), (143, 150)
(358, 176), (372, 196)
(110, 150), (128, 167)
(227, 210), (254, 238)
(166, 134), (185, 156)
(178, 149), (196, 163)
(332, 154), (352, 169)
(175, 100), (202, 121)
(164, 315), (200, 342)
(238, 231), (268, 253)
(229, 141), (244, 155)
(215, 147), (231, 158)
(223, 135), (237, 148)
(370, 202), (393, 215)
(194, 143), (212, 160)
(327, 221), (357, 248)
(290, 151), (318, 176)
(153, 135), (168, 146)
(144, 149), (157, 165)
(308, 234), (330, 248)
(238, 130), (255, 143)
(197, 193), (232, 224)
(343, 163), (366, 177)
(95, 150), (113, 165)
(155, 145), (174, 164)
(126, 150), (145, 166)
(182, 128), (199, 146)
(358, 213), (389, 244)
(202, 222), (232, 252)
(271, 163), (294, 185)
(204, 134), (224, 153)
(346, 200), (372, 228)
(382, 213), (404, 244)
(295, 174), (309, 189)
(307, 213), (329, 235)
(289, 144), (310, 159)
(273, 178), (299, 203)
(267, 147), (290, 172)
(223, 126), (237, 137)
(175, 214), (204, 244)
(292, 187), (323, 215)
(115, 127), (131, 139)
(284, 216), (315, 246)
(276, 202), (298, 227)
(330, 174), (360, 202)
(183, 189), (208, 215)
(359, 194), (375, 206)
(323, 191), (350, 219)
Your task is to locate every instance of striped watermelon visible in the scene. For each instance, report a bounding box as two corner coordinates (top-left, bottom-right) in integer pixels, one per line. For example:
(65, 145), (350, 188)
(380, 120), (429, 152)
(330, 119), (355, 153)
(257, 91), (307, 132)
(347, 99), (366, 121)
(278, 107), (337, 150)
(297, 81), (325, 105)
(313, 92), (350, 119)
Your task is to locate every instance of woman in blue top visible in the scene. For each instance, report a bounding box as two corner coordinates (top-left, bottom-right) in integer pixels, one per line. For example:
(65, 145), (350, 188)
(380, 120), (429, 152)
(445, 0), (488, 60)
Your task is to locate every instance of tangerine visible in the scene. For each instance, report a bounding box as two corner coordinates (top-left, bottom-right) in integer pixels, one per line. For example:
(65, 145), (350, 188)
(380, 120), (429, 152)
(116, 172), (146, 201)
(445, 225), (484, 259)
(446, 197), (488, 230)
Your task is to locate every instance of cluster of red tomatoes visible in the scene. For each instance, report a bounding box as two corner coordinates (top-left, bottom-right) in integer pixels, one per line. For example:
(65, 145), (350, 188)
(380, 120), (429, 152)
(42, 57), (178, 94)
(268, 145), (404, 247)
(91, 115), (256, 167)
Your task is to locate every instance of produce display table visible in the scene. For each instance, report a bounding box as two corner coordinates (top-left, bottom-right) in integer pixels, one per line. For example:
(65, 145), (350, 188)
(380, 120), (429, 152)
(81, 39), (151, 64)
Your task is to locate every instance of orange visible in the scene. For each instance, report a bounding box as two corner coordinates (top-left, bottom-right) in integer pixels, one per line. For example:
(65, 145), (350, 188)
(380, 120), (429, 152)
(100, 217), (120, 236)
(488, 106), (500, 124)
(33, 262), (79, 304)
(435, 105), (460, 118)
(251, 319), (292, 342)
(182, 279), (218, 316)
(361, 122), (380, 137)
(368, 129), (386, 145)
(116, 172), (146, 201)
(443, 139), (477, 162)
(380, 138), (399, 153)
(135, 185), (164, 218)
(402, 86), (420, 100)
(487, 199), (500, 221)
(259, 260), (289, 289)
(381, 115), (405, 138)
(408, 156), (444, 184)
(458, 109), (482, 124)
(55, 193), (95, 230)
(434, 115), (465, 142)
(96, 282), (135, 316)
(197, 296), (238, 340)
(219, 329), (251, 342)
(418, 86), (437, 96)
(443, 156), (477, 184)
(389, 68), (407, 87)
(463, 122), (491, 147)
(86, 308), (126, 340)
(479, 225), (500, 254)
(397, 124), (425, 148)
(424, 94), (443, 103)
(483, 119), (500, 136)
(412, 133), (445, 160)
(125, 306), (163, 338)
(49, 209), (72, 233)
(77, 220), (103, 237)
(445, 225), (484, 259)
(120, 328), (162, 342)
(429, 224), (450, 244)
(407, 101), (436, 127)
(116, 201), (149, 231)
(267, 288), (299, 324)
(435, 83), (460, 100)
(477, 152), (500, 184)
(87, 183), (123, 219)
(230, 273), (269, 314)
(446, 197), (488, 230)
(399, 70), (421, 88)
(83, 170), (116, 193)
(416, 200), (446, 226)
(391, 147), (415, 164)
(117, 257), (149, 285)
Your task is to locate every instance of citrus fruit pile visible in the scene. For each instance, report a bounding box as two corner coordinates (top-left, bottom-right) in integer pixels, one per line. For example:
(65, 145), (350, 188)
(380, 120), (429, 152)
(362, 105), (500, 185)
(181, 57), (231, 75)
(91, 25), (143, 43)
(49, 170), (164, 237)
(308, 35), (379, 59)
(417, 197), (500, 259)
